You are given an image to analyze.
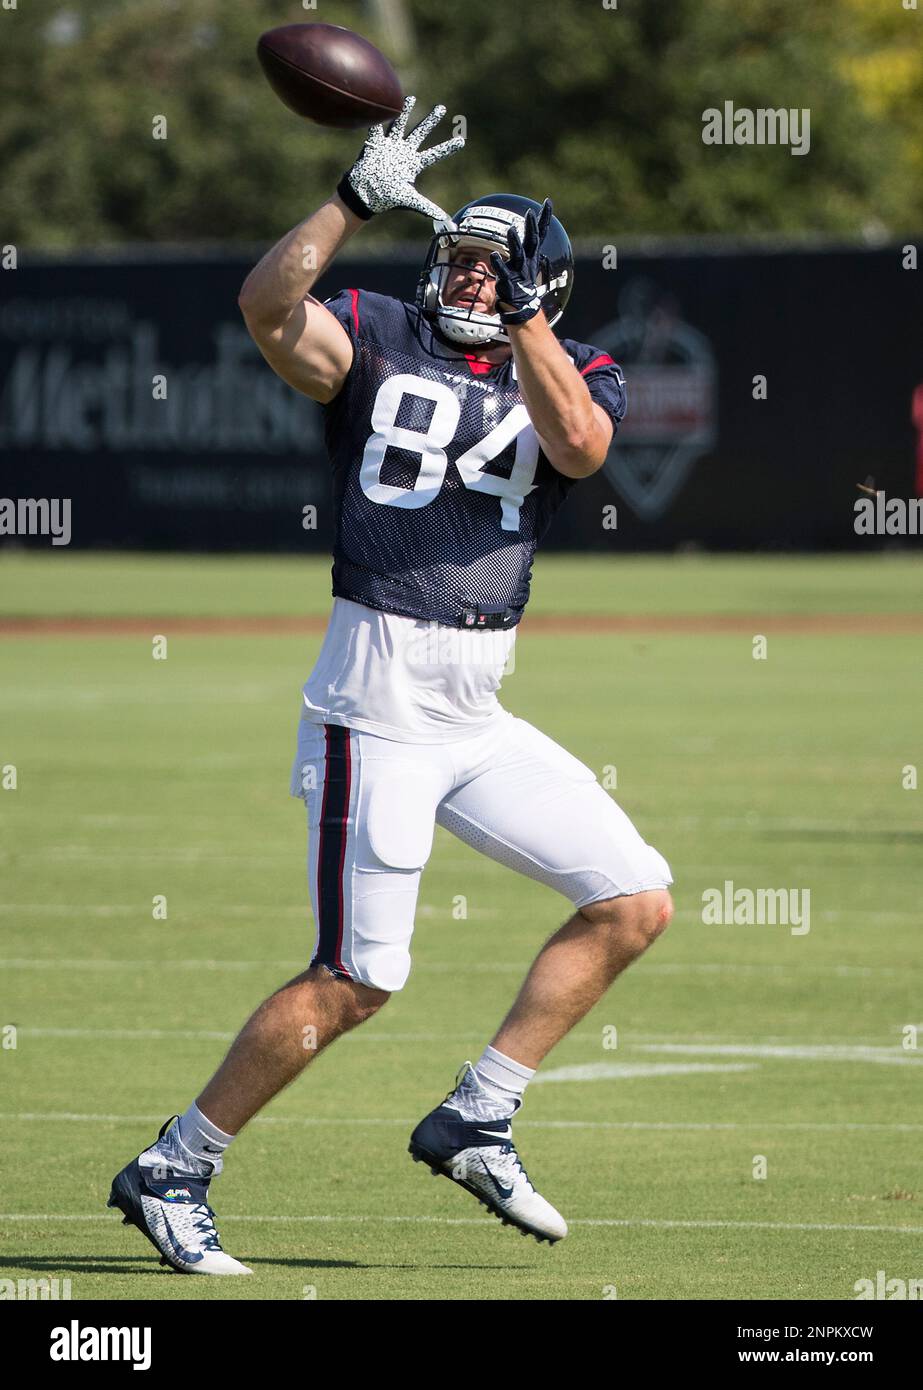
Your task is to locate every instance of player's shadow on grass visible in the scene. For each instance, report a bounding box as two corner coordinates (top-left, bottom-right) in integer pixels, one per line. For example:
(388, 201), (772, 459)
(0, 1254), (364, 1272)
(245, 1260), (516, 1271)
(0, 1253), (368, 1277)
(0, 1254), (175, 1278)
(0, 1255), (518, 1277)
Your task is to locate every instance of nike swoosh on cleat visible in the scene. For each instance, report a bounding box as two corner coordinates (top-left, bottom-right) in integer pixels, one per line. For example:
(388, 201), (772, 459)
(477, 1127), (512, 1140)
(478, 1155), (514, 1201)
(160, 1209), (204, 1266)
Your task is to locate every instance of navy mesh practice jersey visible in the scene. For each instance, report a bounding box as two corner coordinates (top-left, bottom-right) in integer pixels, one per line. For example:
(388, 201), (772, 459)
(319, 288), (627, 628)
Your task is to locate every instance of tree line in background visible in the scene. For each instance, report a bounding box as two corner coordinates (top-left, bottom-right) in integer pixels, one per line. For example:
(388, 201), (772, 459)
(2, 0), (921, 251)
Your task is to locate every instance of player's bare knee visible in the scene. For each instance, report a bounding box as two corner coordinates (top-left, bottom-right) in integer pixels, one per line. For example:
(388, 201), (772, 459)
(650, 889), (674, 937)
(579, 889), (673, 945)
(356, 985), (391, 1019)
(342, 979), (391, 1026)
(627, 889), (672, 945)
(305, 964), (390, 1029)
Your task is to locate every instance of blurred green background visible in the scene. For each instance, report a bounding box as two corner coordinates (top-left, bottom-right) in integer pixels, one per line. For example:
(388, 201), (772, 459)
(2, 0), (922, 249)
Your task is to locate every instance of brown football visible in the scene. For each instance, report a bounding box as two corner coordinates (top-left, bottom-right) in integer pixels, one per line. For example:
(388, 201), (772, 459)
(257, 23), (404, 129)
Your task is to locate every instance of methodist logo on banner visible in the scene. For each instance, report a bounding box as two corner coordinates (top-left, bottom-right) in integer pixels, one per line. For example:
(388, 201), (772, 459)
(592, 279), (718, 521)
(0, 297), (322, 455)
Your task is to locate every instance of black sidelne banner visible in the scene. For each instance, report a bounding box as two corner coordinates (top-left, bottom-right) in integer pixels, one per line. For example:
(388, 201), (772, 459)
(1, 243), (920, 551)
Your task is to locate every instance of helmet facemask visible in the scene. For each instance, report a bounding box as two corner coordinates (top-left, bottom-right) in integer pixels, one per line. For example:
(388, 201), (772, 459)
(417, 196), (574, 348)
(423, 225), (512, 345)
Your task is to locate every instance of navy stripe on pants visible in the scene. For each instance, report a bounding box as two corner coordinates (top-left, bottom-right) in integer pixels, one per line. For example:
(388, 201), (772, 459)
(312, 724), (353, 979)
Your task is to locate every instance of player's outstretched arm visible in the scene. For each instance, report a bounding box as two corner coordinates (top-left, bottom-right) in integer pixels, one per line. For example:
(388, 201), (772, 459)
(238, 194), (361, 404)
(490, 200), (612, 478)
(239, 97), (464, 405)
(508, 315), (613, 479)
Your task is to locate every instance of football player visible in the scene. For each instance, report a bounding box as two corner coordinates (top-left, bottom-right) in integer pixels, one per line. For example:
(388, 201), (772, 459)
(107, 98), (673, 1272)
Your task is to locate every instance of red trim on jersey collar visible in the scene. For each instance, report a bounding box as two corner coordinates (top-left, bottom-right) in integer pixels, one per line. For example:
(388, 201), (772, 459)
(463, 349), (615, 377)
(580, 353), (615, 375)
(347, 288), (360, 336)
(462, 351), (495, 376)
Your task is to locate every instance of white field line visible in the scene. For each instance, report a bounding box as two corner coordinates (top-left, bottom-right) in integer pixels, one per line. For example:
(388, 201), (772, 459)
(3, 845), (915, 882)
(531, 1062), (758, 1081)
(20, 1027), (238, 1042)
(622, 1032), (914, 1045)
(15, 1027), (481, 1043)
(0, 1212), (921, 1236)
(12, 1029), (918, 1056)
(642, 964), (916, 977)
(8, 842), (917, 882)
(0, 958), (916, 978)
(1, 895), (917, 928)
(714, 816), (923, 835)
(0, 959), (300, 971)
(0, 904), (306, 920)
(0, 903), (497, 921)
(0, 851), (292, 865)
(3, 1112), (922, 1133)
(816, 910), (922, 922)
(3, 903), (916, 928)
(0, 686), (290, 708)
(633, 1043), (923, 1066)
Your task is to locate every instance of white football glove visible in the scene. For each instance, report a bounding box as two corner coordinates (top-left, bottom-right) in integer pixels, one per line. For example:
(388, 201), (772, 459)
(336, 95), (465, 223)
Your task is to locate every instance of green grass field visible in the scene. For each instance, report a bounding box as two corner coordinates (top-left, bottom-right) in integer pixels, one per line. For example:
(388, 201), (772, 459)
(1, 552), (921, 1301)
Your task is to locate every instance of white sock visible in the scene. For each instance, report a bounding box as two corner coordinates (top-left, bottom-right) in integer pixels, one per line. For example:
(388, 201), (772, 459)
(175, 1101), (235, 1166)
(475, 1045), (534, 1104)
(448, 1048), (535, 1122)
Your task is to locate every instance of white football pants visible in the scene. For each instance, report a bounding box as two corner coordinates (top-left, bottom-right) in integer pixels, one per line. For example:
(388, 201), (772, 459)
(290, 709), (672, 992)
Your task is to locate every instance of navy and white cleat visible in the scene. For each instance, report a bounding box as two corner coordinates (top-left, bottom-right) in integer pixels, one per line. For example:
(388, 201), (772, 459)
(409, 1075), (568, 1245)
(107, 1116), (251, 1276)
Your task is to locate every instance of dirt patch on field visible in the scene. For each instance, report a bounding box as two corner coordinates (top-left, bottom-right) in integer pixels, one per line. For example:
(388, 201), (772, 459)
(1, 612), (922, 638)
(527, 613), (923, 633)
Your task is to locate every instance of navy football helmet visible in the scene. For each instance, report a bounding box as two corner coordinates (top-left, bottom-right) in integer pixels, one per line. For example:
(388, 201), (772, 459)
(416, 193), (574, 346)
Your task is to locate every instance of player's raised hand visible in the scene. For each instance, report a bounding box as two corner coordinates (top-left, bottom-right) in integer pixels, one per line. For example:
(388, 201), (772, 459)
(336, 95), (465, 223)
(490, 198), (554, 325)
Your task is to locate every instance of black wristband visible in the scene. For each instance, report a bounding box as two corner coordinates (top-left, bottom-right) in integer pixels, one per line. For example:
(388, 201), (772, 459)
(336, 174), (375, 221)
